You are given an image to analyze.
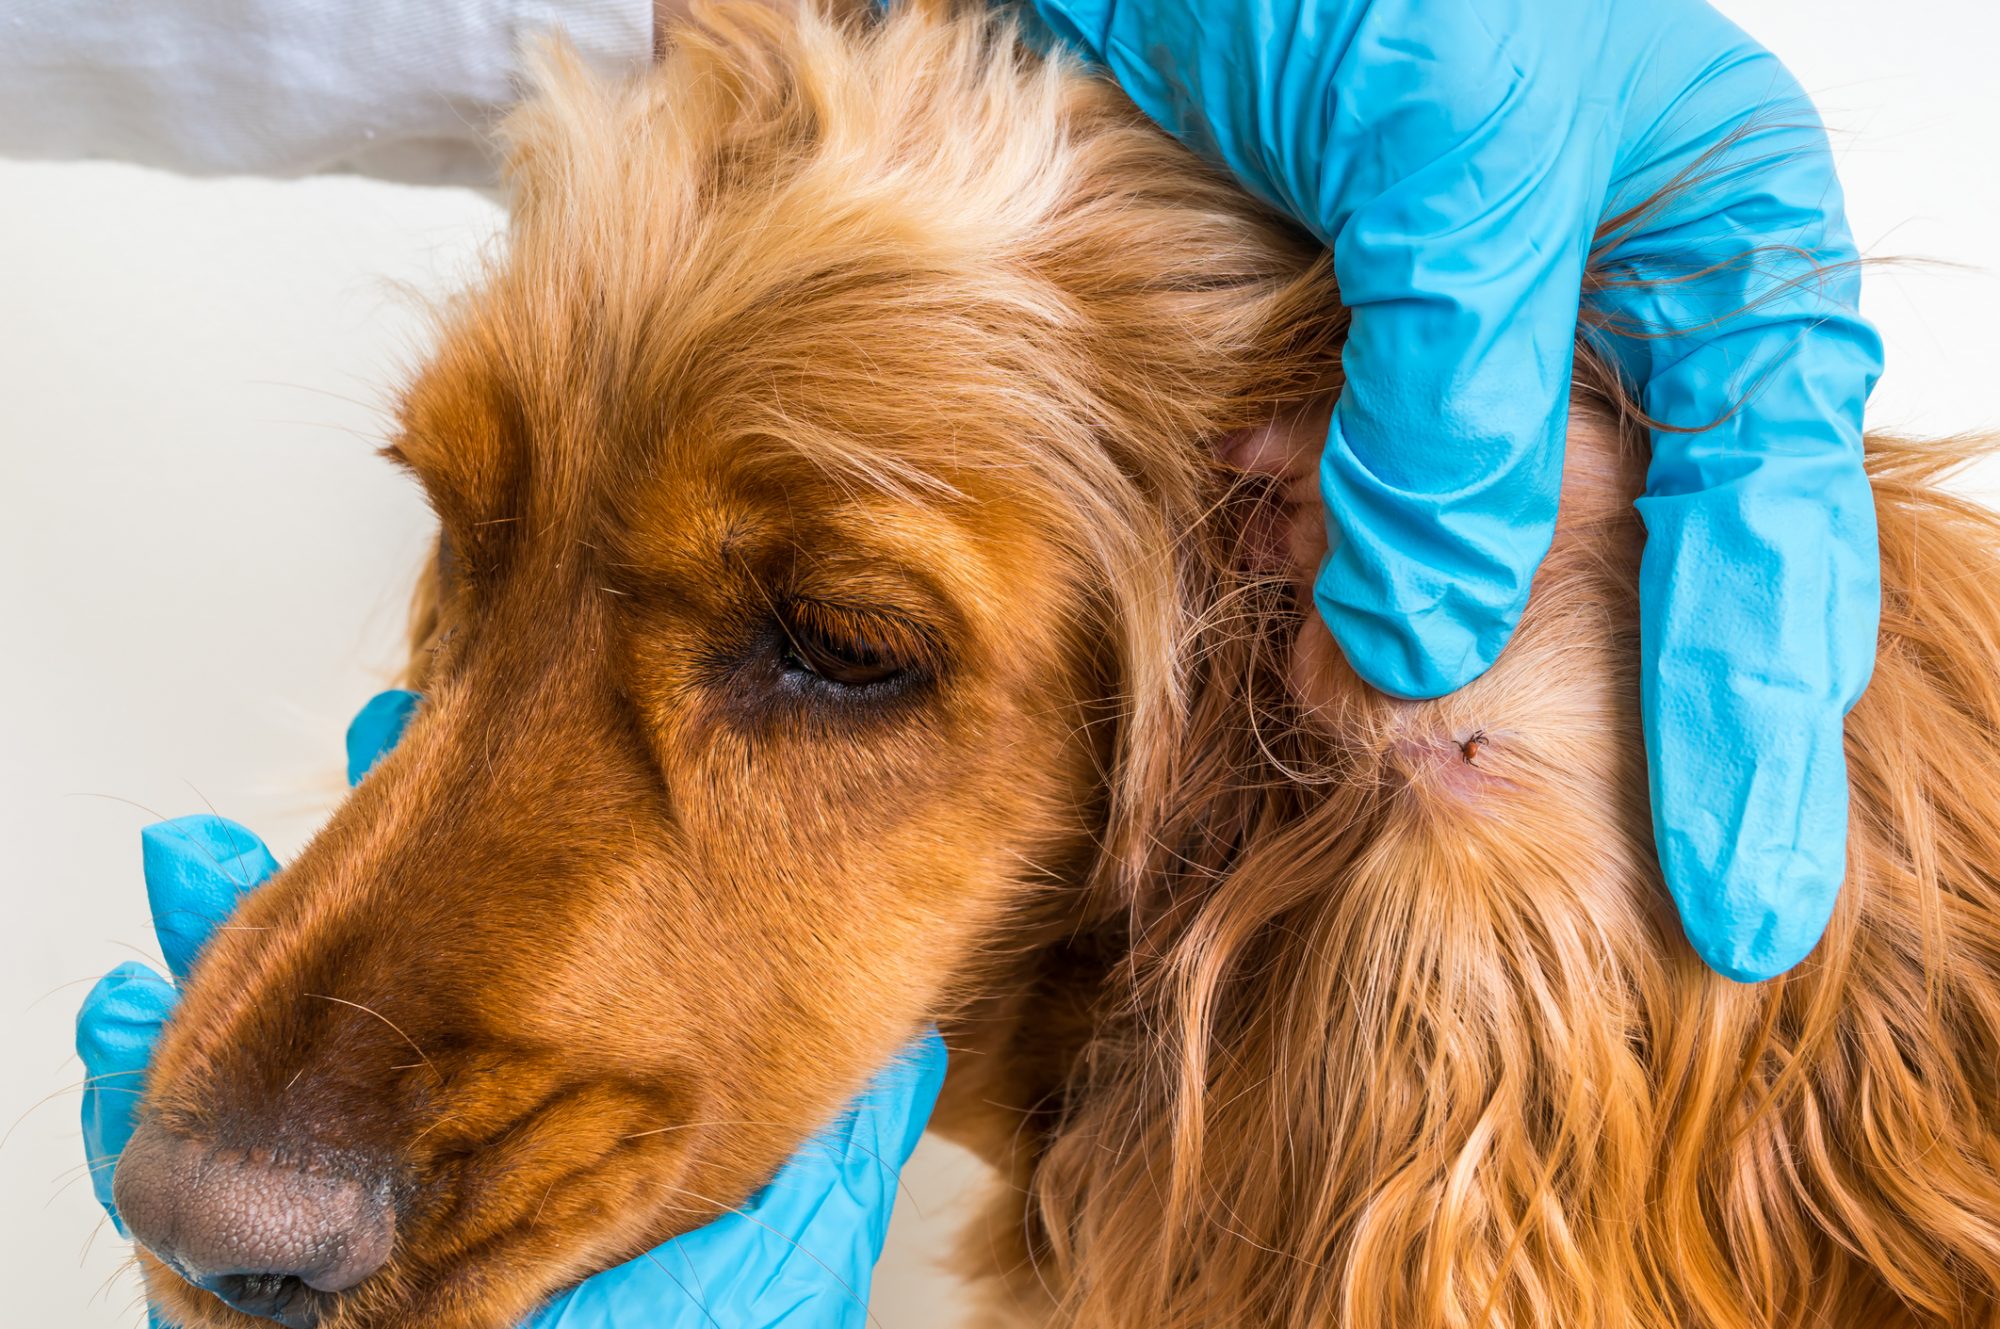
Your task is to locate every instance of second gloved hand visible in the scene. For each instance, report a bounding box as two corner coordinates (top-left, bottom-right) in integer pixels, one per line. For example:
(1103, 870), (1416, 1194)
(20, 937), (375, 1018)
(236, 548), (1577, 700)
(79, 690), (946, 1329)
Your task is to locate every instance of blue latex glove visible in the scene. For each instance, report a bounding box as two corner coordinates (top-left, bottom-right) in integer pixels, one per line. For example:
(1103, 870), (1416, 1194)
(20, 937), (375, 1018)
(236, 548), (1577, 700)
(1027, 0), (1884, 979)
(79, 691), (947, 1328)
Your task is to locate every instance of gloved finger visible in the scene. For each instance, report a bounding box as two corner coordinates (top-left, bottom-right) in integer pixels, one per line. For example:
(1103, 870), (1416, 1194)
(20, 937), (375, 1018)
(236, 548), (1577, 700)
(1027, 0), (1611, 698)
(1629, 214), (1879, 980)
(746, 1027), (947, 1246)
(1307, 16), (1612, 699)
(670, 1029), (946, 1325)
(347, 689), (421, 787)
(142, 816), (279, 982)
(1641, 436), (1876, 981)
(1594, 40), (1882, 980)
(77, 961), (176, 1231)
(527, 1031), (948, 1329)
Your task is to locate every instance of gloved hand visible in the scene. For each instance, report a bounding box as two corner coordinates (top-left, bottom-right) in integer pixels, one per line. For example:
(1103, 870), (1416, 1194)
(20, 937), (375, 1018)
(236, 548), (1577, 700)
(78, 690), (946, 1328)
(1027, 0), (1884, 979)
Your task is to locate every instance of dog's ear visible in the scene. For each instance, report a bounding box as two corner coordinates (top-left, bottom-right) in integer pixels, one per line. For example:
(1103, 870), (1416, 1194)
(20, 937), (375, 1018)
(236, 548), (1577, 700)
(500, 5), (810, 240)
(1008, 104), (1351, 912)
(499, 37), (630, 228)
(1030, 405), (2000, 1327)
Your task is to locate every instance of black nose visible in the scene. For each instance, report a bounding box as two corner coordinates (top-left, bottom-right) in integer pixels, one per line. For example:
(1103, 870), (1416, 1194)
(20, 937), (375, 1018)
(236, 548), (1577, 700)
(114, 1122), (394, 1322)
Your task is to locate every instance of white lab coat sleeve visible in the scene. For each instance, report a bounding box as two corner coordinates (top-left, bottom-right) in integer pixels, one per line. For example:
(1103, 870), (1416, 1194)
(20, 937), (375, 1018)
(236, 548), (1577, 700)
(0, 1), (653, 185)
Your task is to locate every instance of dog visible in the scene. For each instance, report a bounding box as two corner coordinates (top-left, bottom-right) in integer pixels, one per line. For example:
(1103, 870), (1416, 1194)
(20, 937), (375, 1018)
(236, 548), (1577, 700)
(112, 4), (2000, 1326)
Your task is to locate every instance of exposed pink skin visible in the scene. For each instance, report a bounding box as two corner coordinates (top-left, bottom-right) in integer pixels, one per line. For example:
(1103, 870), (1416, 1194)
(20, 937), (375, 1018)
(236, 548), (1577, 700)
(1227, 407), (1514, 805)
(115, 1123), (395, 1294)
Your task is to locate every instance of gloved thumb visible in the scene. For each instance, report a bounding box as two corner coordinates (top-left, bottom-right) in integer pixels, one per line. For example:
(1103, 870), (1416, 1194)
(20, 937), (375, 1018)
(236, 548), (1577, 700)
(141, 816), (278, 982)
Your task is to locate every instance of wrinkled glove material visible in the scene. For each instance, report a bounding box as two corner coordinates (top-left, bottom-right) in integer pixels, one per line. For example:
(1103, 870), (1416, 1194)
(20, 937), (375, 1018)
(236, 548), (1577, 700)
(1025, 0), (1883, 979)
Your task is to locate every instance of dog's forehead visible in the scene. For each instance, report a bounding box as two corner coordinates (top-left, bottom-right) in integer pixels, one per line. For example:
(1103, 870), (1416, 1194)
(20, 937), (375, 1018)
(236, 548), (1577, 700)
(604, 456), (1025, 611)
(395, 300), (1061, 575)
(395, 221), (1104, 568)
(391, 32), (1137, 594)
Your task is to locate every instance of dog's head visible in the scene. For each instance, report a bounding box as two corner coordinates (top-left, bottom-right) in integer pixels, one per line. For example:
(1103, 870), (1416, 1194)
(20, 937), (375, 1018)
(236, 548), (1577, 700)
(111, 6), (2000, 1328)
(116, 7), (1336, 1326)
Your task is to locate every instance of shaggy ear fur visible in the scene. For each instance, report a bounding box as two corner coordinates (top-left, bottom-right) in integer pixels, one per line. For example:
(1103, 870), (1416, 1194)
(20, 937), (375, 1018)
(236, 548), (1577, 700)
(1011, 382), (2000, 1328)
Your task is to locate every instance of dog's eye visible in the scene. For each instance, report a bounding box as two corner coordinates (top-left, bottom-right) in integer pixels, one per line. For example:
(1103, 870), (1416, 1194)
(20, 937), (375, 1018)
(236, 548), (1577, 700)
(776, 600), (925, 692)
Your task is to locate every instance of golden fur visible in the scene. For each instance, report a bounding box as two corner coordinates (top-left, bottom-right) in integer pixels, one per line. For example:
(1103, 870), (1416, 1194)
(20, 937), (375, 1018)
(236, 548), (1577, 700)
(132, 5), (2000, 1327)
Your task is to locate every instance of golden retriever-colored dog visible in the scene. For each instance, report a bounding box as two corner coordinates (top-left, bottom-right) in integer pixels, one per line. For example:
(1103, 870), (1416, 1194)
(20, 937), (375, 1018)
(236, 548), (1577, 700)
(114, 4), (2000, 1327)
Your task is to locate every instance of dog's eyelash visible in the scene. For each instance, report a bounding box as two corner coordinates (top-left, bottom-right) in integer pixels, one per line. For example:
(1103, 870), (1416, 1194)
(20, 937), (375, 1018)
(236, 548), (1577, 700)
(774, 599), (940, 693)
(788, 599), (936, 662)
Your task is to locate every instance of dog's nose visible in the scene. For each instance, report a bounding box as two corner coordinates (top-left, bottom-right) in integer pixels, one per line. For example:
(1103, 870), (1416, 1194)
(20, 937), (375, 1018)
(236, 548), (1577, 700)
(114, 1121), (394, 1323)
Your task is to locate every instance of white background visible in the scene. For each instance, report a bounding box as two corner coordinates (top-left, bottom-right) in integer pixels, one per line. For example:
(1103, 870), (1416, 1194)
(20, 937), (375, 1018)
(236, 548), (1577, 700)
(3, 2), (1997, 1325)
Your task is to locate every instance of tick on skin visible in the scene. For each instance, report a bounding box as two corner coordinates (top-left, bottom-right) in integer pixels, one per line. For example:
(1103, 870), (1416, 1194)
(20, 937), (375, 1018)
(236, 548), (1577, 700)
(1460, 730), (1487, 765)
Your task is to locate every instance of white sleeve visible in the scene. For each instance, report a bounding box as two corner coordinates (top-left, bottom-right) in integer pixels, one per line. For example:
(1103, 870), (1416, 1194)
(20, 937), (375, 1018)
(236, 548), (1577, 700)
(0, 1), (652, 185)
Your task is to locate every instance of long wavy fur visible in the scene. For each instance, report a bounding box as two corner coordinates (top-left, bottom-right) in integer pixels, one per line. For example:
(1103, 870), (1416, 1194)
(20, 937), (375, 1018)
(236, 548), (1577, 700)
(500, 7), (2000, 1325)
